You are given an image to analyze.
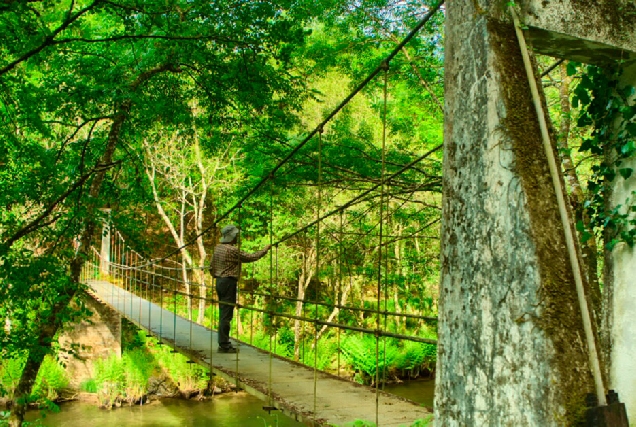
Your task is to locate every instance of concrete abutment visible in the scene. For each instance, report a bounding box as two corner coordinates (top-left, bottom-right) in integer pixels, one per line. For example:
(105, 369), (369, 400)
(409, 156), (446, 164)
(59, 293), (122, 388)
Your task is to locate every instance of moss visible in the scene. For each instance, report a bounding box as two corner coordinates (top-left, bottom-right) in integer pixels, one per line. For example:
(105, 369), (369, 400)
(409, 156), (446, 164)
(487, 18), (595, 425)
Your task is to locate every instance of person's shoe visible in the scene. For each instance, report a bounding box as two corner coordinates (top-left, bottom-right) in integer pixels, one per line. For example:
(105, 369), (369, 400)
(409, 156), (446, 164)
(218, 346), (238, 353)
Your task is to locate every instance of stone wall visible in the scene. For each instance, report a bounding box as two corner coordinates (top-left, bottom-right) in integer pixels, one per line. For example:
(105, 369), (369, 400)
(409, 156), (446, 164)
(58, 293), (121, 388)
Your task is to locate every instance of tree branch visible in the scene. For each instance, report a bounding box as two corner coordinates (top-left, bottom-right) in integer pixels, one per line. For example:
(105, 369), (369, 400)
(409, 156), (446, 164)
(0, 0), (101, 76)
(1, 163), (114, 251)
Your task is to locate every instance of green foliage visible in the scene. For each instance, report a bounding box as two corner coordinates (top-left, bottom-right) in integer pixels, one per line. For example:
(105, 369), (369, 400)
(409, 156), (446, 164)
(572, 63), (636, 249)
(299, 341), (336, 371)
(31, 356), (69, 402)
(0, 354), (25, 400)
(394, 341), (437, 373)
(340, 415), (433, 427)
(341, 335), (398, 385)
(0, 354), (68, 403)
(122, 349), (155, 402)
(94, 354), (125, 407)
(408, 417), (434, 427)
(148, 338), (209, 392)
(345, 421), (376, 427)
(79, 379), (97, 394)
(122, 324), (147, 352)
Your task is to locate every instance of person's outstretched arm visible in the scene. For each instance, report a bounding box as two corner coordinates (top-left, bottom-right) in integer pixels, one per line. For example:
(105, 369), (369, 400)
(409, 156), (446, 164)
(239, 244), (271, 263)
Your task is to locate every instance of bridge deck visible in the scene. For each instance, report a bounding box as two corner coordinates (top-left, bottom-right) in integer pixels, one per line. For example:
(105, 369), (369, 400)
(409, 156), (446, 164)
(88, 280), (431, 427)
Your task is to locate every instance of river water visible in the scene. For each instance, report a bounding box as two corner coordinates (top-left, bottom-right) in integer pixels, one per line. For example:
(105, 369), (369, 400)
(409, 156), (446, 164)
(383, 378), (435, 408)
(26, 393), (304, 427)
(25, 380), (435, 426)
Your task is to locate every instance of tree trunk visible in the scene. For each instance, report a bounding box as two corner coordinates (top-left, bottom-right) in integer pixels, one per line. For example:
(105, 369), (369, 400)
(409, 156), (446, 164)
(393, 224), (402, 329)
(145, 157), (194, 319)
(194, 137), (208, 325)
(314, 270), (352, 343)
(8, 63), (175, 427)
(436, 3), (596, 425)
(8, 100), (130, 427)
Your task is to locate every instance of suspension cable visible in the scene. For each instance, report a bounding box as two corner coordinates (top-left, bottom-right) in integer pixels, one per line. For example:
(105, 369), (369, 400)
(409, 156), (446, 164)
(266, 179), (275, 411)
(337, 210), (343, 378)
(276, 143), (443, 245)
(235, 204), (242, 388)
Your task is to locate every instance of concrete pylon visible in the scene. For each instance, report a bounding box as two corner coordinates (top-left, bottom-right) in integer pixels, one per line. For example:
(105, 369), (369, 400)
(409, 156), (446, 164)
(58, 294), (122, 388)
(437, 0), (635, 425)
(607, 63), (636, 423)
(99, 208), (111, 277)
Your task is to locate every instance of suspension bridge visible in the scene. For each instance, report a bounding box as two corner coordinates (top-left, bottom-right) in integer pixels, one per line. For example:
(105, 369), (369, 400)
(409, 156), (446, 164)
(81, 270), (434, 426)
(71, 3), (446, 426)
(74, 0), (620, 424)
(3, 0), (634, 425)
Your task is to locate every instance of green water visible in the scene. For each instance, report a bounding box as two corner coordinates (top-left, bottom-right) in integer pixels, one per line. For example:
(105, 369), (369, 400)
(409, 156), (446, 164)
(26, 393), (304, 427)
(24, 381), (435, 426)
(384, 378), (435, 408)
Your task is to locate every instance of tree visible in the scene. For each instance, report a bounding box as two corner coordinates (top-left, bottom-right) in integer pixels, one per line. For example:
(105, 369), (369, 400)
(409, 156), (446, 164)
(0, 0), (321, 424)
(144, 128), (240, 323)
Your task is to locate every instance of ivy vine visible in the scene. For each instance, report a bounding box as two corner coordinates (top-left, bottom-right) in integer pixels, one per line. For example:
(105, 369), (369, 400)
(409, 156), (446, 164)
(572, 63), (636, 250)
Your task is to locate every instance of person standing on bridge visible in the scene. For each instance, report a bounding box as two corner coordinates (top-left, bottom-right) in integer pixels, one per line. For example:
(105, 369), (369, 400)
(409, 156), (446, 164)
(211, 224), (271, 353)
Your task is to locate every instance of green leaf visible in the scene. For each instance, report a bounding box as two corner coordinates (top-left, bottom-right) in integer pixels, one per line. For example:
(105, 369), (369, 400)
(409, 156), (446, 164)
(575, 220), (586, 232)
(625, 123), (636, 137)
(620, 140), (636, 156)
(579, 139), (595, 152)
(606, 239), (620, 251)
(619, 168), (633, 179)
(566, 62), (579, 76)
(579, 74), (594, 91)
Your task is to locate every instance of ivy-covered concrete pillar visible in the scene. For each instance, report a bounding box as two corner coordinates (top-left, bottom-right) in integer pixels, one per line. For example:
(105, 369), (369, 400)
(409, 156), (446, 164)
(607, 63), (636, 422)
(436, 0), (636, 425)
(436, 2), (594, 425)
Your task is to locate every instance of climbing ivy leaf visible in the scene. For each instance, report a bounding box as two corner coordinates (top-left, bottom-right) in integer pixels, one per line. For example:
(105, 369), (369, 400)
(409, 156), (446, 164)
(581, 230), (593, 244)
(566, 61), (579, 77)
(620, 140), (635, 156)
(579, 139), (594, 152)
(619, 168), (633, 180)
(625, 123), (636, 137)
(575, 220), (586, 232)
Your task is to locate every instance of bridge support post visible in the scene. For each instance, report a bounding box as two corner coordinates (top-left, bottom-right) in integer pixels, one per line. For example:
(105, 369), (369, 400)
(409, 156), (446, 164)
(437, 1), (635, 425)
(59, 292), (122, 388)
(606, 63), (636, 424)
(99, 208), (111, 277)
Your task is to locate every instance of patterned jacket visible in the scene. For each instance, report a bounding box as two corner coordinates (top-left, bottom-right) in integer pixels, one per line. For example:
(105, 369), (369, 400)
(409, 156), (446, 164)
(211, 243), (268, 279)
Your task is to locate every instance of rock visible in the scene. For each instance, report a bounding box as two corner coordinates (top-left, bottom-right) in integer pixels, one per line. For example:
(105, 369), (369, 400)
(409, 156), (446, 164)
(147, 375), (179, 397)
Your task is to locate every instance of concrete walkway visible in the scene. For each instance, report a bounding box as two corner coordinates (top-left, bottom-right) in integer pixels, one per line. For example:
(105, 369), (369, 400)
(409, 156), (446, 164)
(88, 280), (432, 427)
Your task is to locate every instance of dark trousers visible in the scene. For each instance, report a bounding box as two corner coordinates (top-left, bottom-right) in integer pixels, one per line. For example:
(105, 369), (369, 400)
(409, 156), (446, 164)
(216, 276), (237, 349)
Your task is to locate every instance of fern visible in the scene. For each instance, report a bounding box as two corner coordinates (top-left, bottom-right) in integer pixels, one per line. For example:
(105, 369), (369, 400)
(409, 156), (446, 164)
(31, 356), (69, 402)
